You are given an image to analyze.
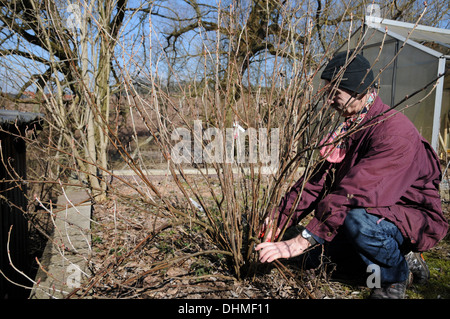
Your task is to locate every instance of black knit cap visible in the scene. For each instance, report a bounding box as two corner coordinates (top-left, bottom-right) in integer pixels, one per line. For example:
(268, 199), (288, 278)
(321, 51), (374, 94)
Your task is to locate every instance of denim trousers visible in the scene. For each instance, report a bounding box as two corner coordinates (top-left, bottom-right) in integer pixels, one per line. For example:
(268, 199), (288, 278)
(302, 208), (410, 284)
(341, 208), (410, 284)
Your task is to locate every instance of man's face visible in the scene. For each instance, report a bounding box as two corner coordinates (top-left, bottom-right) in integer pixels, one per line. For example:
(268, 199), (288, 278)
(324, 81), (366, 117)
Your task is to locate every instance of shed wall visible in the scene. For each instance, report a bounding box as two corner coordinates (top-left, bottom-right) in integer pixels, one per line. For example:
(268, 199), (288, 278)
(0, 130), (30, 299)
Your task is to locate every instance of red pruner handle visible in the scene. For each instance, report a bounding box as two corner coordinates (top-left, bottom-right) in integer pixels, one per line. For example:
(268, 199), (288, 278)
(259, 230), (270, 242)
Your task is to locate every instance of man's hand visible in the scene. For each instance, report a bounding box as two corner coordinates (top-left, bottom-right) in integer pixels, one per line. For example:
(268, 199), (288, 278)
(255, 234), (311, 263)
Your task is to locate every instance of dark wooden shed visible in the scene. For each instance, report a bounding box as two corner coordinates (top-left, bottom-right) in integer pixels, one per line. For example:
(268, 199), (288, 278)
(0, 110), (42, 299)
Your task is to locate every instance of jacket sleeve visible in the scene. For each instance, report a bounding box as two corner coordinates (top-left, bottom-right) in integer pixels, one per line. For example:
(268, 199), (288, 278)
(274, 161), (332, 231)
(306, 131), (420, 242)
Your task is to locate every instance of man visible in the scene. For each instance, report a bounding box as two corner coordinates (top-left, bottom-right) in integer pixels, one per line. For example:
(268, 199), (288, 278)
(256, 51), (448, 299)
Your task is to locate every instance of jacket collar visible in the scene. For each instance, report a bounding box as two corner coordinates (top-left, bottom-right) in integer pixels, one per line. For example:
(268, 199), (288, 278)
(347, 95), (388, 141)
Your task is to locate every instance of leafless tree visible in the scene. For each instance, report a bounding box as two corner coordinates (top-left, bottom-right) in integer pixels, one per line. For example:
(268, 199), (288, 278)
(0, 0), (130, 197)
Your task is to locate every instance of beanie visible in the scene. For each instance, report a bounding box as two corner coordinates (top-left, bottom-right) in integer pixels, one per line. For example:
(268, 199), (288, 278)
(320, 51), (374, 94)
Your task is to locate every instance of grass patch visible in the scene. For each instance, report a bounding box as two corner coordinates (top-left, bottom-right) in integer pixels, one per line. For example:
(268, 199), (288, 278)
(407, 238), (450, 299)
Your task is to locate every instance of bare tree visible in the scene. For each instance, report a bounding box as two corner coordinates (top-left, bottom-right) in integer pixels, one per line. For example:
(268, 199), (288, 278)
(0, 0), (129, 197)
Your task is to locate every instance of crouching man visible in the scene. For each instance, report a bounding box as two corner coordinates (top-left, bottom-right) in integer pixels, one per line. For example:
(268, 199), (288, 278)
(256, 51), (448, 299)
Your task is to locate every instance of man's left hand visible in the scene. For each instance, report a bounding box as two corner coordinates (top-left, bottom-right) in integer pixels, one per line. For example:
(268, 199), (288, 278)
(255, 234), (311, 263)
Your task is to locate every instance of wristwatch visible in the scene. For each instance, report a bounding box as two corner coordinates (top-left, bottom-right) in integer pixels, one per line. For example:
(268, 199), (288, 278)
(301, 229), (317, 246)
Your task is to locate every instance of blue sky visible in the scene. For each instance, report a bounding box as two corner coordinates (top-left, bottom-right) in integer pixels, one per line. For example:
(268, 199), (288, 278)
(0, 0), (448, 94)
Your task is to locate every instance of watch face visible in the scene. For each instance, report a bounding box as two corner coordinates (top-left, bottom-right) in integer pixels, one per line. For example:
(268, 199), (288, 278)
(302, 229), (317, 245)
(302, 229), (311, 239)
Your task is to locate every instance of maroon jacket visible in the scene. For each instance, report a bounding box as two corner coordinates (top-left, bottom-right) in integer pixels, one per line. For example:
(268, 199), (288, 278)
(276, 96), (448, 252)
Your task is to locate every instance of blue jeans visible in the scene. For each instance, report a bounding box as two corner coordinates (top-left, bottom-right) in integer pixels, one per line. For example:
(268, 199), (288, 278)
(343, 208), (409, 284)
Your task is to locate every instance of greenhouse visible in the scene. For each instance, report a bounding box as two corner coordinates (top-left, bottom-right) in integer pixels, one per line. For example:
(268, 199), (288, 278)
(338, 15), (450, 156)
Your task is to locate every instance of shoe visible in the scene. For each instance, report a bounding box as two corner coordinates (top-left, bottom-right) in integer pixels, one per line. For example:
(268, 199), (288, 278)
(369, 280), (408, 299)
(405, 251), (430, 285)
